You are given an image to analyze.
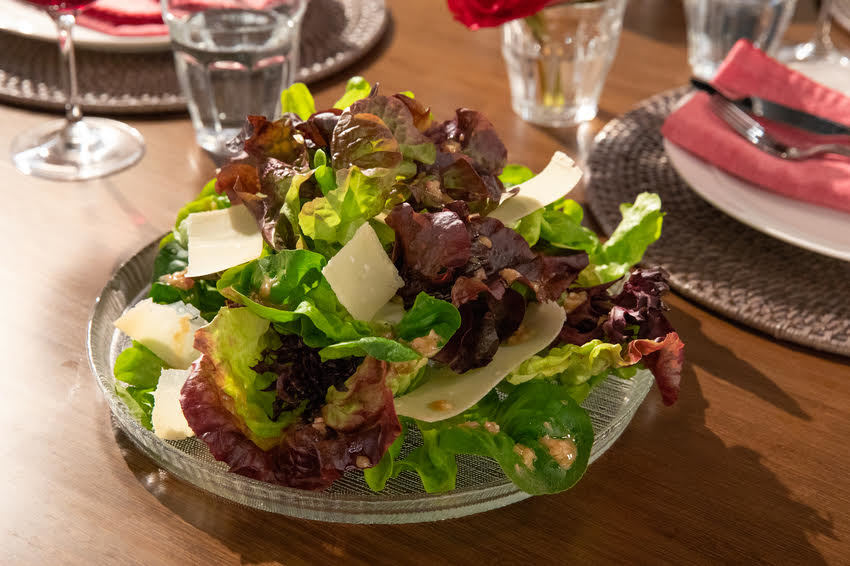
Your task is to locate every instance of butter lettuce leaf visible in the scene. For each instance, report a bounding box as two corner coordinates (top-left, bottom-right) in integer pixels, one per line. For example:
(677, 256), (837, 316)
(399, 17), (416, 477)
(373, 381), (594, 495)
(192, 307), (291, 444)
(395, 292), (461, 347)
(113, 341), (165, 430)
(217, 249), (372, 348)
(333, 76), (372, 110)
(280, 82), (316, 121)
(506, 339), (629, 386)
(299, 167), (394, 254)
(319, 337), (420, 363)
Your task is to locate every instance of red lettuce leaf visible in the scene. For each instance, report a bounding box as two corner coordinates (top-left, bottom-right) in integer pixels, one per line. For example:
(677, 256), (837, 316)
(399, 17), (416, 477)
(181, 355), (400, 490)
(624, 332), (685, 405)
(243, 115), (308, 165)
(292, 109), (342, 152)
(252, 333), (363, 421)
(604, 267), (675, 342)
(341, 94), (436, 165)
(331, 111), (403, 173)
(386, 201), (587, 372)
(404, 108), (507, 212)
(385, 202), (470, 283)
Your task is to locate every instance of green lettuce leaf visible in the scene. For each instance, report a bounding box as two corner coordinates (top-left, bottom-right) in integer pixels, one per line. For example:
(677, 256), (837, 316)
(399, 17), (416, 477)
(506, 339), (629, 386)
(515, 208), (543, 246)
(395, 292), (461, 347)
(498, 163), (534, 188)
(364, 419), (407, 491)
(113, 341), (166, 431)
(581, 192), (664, 285)
(280, 82), (316, 121)
(375, 381), (594, 495)
(333, 76), (372, 110)
(149, 236), (227, 320)
(217, 249), (372, 347)
(194, 307), (294, 442)
(174, 179), (230, 229)
(114, 341), (166, 387)
(319, 337), (420, 363)
(115, 384), (155, 431)
(299, 167), (394, 253)
(539, 201), (601, 255)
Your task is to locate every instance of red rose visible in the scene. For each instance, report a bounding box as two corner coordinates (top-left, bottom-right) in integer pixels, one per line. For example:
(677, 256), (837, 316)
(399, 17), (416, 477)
(448, 0), (553, 30)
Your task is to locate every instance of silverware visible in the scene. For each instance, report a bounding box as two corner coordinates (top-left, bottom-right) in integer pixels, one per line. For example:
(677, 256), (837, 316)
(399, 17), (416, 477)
(691, 78), (850, 136)
(709, 96), (850, 160)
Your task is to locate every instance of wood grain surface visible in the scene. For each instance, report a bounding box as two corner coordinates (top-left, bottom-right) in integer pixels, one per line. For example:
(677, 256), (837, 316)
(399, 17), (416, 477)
(1, 1), (848, 564)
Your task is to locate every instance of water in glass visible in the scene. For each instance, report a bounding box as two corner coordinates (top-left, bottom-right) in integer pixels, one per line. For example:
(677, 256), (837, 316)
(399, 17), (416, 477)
(684, 0), (797, 80)
(166, 7), (302, 158)
(501, 0), (627, 127)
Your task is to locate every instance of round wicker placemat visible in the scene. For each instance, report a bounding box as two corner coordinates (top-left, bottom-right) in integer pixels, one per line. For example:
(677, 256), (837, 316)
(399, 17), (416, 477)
(0, 0), (387, 115)
(587, 87), (850, 357)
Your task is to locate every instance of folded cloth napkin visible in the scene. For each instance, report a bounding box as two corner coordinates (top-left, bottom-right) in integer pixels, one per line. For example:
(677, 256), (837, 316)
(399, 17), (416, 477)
(76, 0), (167, 36)
(75, 0), (282, 36)
(661, 39), (850, 215)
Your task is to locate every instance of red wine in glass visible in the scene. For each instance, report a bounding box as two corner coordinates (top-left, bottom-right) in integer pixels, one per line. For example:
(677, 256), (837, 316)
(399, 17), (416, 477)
(11, 0), (145, 180)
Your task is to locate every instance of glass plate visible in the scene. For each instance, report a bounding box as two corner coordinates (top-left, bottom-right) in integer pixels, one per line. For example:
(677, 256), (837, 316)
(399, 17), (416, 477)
(87, 238), (654, 524)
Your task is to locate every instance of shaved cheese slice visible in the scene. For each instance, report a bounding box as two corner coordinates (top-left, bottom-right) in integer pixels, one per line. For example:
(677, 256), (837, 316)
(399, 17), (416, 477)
(152, 368), (195, 440)
(114, 298), (205, 369)
(394, 301), (566, 422)
(488, 151), (583, 226)
(185, 206), (263, 277)
(322, 223), (404, 321)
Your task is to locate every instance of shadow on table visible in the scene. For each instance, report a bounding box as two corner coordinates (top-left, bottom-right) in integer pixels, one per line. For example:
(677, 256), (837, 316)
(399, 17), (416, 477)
(670, 308), (811, 420)
(107, 310), (834, 566)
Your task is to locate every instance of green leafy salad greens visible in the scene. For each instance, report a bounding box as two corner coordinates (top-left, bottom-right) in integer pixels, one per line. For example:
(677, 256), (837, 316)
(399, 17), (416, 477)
(112, 77), (684, 494)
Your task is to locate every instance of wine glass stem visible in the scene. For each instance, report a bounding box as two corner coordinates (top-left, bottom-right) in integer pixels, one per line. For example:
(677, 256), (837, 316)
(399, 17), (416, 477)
(813, 0), (835, 53)
(54, 12), (82, 124)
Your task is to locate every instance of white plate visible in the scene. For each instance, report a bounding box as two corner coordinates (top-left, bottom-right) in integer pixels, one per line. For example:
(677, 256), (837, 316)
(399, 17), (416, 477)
(664, 138), (850, 261)
(0, 0), (170, 52)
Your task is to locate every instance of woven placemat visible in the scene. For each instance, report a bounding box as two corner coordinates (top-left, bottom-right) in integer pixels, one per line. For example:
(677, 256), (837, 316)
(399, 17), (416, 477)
(0, 0), (387, 114)
(587, 87), (850, 357)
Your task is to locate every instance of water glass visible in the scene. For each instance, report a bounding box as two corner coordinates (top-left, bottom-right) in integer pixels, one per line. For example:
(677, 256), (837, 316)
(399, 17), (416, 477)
(683, 0), (797, 80)
(162, 0), (308, 159)
(501, 0), (627, 127)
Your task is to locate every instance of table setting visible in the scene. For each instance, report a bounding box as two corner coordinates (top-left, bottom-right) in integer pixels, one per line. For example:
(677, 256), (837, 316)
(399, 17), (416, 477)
(2, 0), (849, 563)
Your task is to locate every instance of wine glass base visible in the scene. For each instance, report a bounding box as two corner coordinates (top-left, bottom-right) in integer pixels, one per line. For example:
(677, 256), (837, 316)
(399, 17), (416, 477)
(11, 117), (145, 181)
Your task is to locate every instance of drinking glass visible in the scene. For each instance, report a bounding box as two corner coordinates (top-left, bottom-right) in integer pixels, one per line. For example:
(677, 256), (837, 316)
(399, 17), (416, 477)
(501, 0), (628, 127)
(162, 0), (308, 161)
(779, 0), (850, 65)
(11, 0), (146, 181)
(683, 0), (797, 80)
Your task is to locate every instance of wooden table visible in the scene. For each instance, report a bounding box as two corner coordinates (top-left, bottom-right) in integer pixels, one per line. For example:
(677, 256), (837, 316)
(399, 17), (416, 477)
(2, 1), (848, 564)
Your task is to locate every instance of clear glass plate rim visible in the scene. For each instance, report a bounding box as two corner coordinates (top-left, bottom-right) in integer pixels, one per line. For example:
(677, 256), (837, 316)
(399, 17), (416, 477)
(86, 236), (654, 521)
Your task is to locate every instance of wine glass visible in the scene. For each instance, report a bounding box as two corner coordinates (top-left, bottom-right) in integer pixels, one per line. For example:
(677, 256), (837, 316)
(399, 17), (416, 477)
(10, 0), (145, 181)
(779, 0), (850, 65)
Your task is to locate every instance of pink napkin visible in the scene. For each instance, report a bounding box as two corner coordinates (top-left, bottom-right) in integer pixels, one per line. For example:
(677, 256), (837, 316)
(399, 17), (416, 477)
(76, 0), (167, 36)
(661, 40), (850, 215)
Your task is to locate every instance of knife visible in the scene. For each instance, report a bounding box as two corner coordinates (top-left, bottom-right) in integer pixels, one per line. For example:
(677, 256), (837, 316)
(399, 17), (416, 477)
(690, 78), (850, 136)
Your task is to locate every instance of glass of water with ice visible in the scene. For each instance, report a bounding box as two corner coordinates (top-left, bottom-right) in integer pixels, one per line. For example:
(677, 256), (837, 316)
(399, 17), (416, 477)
(683, 0), (797, 80)
(162, 0), (308, 159)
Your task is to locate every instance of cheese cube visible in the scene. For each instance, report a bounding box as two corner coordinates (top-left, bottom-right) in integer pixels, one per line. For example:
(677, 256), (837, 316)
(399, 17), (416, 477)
(152, 368), (195, 440)
(114, 298), (204, 369)
(489, 151), (583, 226)
(185, 205), (263, 277)
(322, 223), (404, 321)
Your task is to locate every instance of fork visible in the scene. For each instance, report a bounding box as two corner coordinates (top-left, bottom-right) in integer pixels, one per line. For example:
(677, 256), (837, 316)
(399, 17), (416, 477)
(708, 96), (850, 160)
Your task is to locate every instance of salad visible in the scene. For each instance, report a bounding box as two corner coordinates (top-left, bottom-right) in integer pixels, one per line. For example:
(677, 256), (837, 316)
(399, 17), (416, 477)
(112, 77), (684, 495)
